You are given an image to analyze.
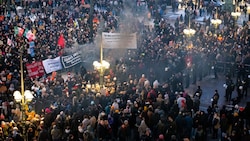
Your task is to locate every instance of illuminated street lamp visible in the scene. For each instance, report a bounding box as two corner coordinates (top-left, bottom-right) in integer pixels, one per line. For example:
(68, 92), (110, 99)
(93, 60), (110, 70)
(231, 6), (241, 27)
(13, 90), (33, 103)
(211, 19), (222, 27)
(183, 14), (195, 51)
(211, 8), (222, 29)
(93, 37), (110, 86)
(183, 14), (196, 37)
(13, 52), (34, 121)
(93, 60), (110, 85)
(183, 28), (196, 36)
(231, 11), (241, 17)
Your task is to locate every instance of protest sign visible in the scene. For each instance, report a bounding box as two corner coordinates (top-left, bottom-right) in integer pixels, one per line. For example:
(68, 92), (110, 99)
(42, 57), (62, 74)
(102, 32), (137, 49)
(61, 52), (82, 69)
(26, 61), (45, 78)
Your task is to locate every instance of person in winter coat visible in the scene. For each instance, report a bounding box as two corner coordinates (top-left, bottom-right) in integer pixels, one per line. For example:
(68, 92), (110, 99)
(117, 120), (130, 141)
(138, 119), (148, 138)
(212, 112), (220, 139)
(12, 127), (24, 141)
(96, 114), (112, 141)
(50, 125), (62, 141)
(38, 126), (50, 141)
(212, 89), (219, 108)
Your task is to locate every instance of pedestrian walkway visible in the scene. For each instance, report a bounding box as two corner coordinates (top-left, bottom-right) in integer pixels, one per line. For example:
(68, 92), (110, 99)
(163, 6), (248, 26)
(184, 73), (250, 141)
(184, 73), (250, 112)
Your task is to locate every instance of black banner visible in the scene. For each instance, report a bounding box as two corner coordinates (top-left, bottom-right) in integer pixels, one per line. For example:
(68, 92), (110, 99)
(61, 52), (82, 68)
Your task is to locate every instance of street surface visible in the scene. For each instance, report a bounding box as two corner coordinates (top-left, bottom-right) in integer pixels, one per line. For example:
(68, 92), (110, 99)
(184, 73), (250, 111)
(162, 6), (248, 26)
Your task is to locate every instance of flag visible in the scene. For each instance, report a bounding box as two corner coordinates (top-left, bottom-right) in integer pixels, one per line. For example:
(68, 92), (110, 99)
(57, 34), (65, 48)
(81, 0), (85, 5)
(14, 26), (24, 36)
(51, 71), (57, 81)
(23, 29), (36, 41)
(29, 41), (35, 57)
(7, 38), (12, 46)
(0, 15), (4, 22)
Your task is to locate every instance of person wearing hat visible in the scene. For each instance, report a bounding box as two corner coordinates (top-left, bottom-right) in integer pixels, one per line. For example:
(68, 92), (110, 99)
(157, 134), (164, 141)
(51, 124), (62, 141)
(211, 90), (219, 108)
(212, 112), (220, 139)
(224, 75), (234, 102)
(12, 127), (24, 141)
(117, 120), (130, 141)
(193, 86), (202, 99)
(96, 113), (112, 141)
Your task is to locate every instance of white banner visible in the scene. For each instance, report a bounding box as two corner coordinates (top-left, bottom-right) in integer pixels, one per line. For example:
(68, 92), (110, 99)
(42, 57), (63, 74)
(102, 32), (137, 49)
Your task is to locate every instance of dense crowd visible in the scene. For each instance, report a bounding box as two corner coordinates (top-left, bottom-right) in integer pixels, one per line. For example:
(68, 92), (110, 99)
(0, 0), (250, 141)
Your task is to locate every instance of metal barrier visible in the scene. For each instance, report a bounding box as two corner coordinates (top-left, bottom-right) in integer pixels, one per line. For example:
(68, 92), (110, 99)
(216, 61), (250, 75)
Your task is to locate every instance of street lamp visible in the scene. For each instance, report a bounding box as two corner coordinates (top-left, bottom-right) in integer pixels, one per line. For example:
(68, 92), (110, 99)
(93, 60), (110, 70)
(93, 36), (110, 86)
(231, 6), (241, 27)
(211, 19), (222, 27)
(13, 90), (33, 103)
(211, 8), (222, 29)
(231, 11), (241, 18)
(183, 28), (196, 36)
(183, 13), (195, 50)
(183, 14), (196, 37)
(13, 50), (34, 121)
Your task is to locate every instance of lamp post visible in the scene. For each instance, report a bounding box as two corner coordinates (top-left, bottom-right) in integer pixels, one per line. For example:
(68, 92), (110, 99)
(183, 13), (195, 88)
(13, 50), (34, 141)
(231, 11), (241, 18)
(93, 35), (110, 86)
(211, 7), (222, 33)
(13, 51), (34, 121)
(183, 14), (196, 37)
(13, 90), (33, 120)
(183, 13), (196, 50)
(231, 6), (241, 27)
(183, 28), (196, 37)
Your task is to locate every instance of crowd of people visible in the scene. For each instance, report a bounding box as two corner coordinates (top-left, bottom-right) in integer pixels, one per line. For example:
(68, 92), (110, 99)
(0, 0), (250, 141)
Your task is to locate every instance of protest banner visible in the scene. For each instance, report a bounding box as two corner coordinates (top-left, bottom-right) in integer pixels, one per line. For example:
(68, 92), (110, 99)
(42, 57), (62, 74)
(26, 61), (45, 78)
(102, 32), (137, 49)
(61, 52), (82, 69)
